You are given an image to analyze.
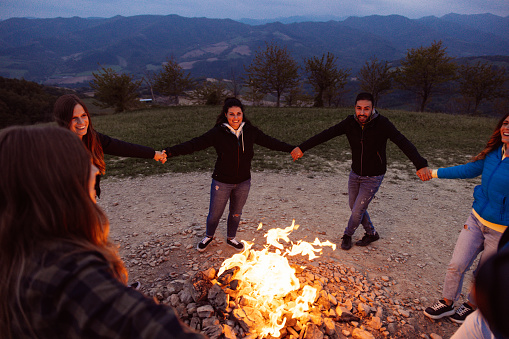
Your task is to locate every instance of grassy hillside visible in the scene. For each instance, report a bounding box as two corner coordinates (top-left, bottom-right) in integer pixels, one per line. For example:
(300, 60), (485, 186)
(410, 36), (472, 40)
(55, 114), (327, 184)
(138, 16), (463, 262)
(90, 106), (498, 178)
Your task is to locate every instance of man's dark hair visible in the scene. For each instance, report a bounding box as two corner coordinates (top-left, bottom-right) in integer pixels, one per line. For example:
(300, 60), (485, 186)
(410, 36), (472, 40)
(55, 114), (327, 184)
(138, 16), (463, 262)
(355, 93), (374, 106)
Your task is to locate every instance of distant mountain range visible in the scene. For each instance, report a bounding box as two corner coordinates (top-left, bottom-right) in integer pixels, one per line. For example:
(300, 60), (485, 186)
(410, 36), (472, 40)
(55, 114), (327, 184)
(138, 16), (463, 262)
(0, 13), (507, 85)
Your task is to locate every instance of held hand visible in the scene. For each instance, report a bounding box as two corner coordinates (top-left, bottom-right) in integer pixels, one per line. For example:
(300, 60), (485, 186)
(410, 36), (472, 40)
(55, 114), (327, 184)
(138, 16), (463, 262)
(291, 147), (304, 161)
(416, 167), (432, 181)
(154, 150), (167, 164)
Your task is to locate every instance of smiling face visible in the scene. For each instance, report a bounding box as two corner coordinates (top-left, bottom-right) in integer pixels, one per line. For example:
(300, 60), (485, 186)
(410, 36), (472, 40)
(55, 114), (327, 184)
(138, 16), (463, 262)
(226, 106), (243, 130)
(501, 116), (509, 147)
(355, 99), (373, 124)
(69, 104), (89, 139)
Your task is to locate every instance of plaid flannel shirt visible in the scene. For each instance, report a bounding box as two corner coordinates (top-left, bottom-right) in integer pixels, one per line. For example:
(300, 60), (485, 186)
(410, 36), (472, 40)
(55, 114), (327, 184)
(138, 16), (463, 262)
(14, 243), (206, 339)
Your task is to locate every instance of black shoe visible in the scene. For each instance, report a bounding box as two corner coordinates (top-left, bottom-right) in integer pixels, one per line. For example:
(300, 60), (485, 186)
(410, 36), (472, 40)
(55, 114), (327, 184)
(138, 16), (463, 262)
(423, 300), (455, 319)
(227, 238), (244, 251)
(341, 235), (352, 250)
(355, 232), (380, 246)
(449, 303), (475, 324)
(197, 236), (213, 252)
(129, 281), (141, 290)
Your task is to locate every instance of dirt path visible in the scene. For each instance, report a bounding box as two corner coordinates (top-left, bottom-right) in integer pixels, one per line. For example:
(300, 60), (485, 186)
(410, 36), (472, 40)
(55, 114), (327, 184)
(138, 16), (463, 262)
(100, 166), (479, 338)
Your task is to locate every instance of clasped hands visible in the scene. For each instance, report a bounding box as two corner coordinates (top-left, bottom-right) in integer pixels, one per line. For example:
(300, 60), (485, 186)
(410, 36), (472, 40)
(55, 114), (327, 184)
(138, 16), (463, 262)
(154, 150), (167, 164)
(291, 147), (303, 161)
(416, 167), (432, 181)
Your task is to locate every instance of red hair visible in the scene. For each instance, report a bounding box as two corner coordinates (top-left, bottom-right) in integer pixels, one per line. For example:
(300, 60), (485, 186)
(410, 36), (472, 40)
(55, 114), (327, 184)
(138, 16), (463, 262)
(53, 94), (106, 174)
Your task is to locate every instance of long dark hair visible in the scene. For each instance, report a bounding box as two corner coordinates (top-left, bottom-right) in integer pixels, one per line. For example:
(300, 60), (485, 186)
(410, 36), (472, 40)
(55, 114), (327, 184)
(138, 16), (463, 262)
(473, 112), (509, 161)
(53, 94), (106, 174)
(215, 97), (251, 126)
(0, 126), (126, 337)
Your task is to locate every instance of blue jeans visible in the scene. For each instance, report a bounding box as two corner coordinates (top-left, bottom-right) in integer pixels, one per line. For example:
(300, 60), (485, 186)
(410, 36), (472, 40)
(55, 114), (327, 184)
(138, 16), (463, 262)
(344, 171), (384, 237)
(206, 179), (251, 239)
(443, 212), (502, 305)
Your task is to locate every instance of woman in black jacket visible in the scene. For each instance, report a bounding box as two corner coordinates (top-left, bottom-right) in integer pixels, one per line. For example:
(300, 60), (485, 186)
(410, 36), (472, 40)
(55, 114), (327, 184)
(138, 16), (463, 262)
(165, 97), (295, 252)
(53, 94), (167, 197)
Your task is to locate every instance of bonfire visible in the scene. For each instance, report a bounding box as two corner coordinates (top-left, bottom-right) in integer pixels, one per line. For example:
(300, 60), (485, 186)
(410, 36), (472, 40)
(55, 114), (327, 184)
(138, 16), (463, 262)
(216, 220), (336, 338)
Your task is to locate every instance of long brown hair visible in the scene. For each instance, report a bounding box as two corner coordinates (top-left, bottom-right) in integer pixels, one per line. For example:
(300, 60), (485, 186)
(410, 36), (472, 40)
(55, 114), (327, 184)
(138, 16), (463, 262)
(0, 126), (126, 337)
(53, 94), (106, 174)
(473, 112), (509, 161)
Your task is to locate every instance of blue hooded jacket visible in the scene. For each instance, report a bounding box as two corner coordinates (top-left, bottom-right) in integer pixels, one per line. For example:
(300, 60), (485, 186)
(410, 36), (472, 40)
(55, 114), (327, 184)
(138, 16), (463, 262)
(437, 145), (509, 226)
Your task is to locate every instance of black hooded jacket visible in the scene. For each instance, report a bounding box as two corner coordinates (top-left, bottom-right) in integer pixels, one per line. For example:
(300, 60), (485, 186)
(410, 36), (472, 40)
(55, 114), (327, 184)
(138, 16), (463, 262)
(165, 123), (294, 184)
(299, 112), (428, 176)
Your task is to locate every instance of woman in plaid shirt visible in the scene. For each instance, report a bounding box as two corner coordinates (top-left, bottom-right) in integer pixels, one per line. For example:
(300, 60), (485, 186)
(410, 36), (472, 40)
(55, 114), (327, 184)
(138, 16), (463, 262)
(0, 125), (205, 339)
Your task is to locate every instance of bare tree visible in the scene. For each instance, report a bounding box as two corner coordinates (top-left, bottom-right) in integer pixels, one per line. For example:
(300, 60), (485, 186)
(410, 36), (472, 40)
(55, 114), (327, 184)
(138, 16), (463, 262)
(142, 70), (157, 102)
(305, 52), (350, 107)
(393, 41), (457, 112)
(226, 68), (242, 98)
(244, 42), (300, 107)
(358, 57), (392, 107)
(244, 80), (265, 106)
(458, 61), (508, 114)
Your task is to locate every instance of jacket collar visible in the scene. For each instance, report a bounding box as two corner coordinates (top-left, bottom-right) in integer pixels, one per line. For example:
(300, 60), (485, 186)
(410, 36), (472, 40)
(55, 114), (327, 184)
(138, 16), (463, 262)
(223, 122), (245, 138)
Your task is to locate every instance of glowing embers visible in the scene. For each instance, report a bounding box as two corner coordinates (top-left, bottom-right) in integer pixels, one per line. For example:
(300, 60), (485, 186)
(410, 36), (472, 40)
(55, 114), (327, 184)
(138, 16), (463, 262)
(217, 220), (336, 338)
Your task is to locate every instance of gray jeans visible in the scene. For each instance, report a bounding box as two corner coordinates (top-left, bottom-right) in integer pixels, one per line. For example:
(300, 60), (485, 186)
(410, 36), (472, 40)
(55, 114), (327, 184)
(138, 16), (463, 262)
(443, 212), (502, 305)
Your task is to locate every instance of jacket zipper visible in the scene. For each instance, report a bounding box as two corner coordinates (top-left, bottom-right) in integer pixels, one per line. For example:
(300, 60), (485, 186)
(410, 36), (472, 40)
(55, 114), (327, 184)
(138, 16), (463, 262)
(360, 127), (364, 175)
(236, 138), (240, 177)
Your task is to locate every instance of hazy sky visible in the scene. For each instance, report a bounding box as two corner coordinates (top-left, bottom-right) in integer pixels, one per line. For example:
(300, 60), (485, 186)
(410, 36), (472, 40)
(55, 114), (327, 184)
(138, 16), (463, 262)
(1, 0), (508, 21)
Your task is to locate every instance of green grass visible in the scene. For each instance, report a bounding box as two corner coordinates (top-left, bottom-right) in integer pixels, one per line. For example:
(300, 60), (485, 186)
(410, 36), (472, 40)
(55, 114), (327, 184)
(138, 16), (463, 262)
(90, 106), (498, 179)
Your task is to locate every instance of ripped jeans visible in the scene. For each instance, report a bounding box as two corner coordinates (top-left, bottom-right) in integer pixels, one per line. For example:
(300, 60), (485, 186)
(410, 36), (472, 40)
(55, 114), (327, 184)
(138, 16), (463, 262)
(206, 178), (251, 239)
(344, 171), (384, 237)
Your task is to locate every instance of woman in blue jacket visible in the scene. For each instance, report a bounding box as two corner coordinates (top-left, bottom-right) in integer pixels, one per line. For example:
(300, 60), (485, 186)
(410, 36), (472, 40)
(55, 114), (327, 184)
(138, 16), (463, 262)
(424, 112), (509, 324)
(164, 97), (294, 252)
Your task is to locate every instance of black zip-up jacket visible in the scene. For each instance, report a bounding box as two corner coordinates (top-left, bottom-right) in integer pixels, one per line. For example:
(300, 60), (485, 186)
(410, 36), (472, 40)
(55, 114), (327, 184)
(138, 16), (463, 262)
(298, 113), (428, 176)
(165, 123), (294, 184)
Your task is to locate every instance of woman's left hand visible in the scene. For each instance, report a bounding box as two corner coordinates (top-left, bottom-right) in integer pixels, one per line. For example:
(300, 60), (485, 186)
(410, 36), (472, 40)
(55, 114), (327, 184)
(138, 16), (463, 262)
(154, 150), (167, 164)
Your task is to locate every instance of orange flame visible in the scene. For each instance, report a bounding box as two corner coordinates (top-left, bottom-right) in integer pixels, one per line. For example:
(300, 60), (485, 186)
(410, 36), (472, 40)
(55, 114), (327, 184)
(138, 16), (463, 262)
(218, 220), (335, 337)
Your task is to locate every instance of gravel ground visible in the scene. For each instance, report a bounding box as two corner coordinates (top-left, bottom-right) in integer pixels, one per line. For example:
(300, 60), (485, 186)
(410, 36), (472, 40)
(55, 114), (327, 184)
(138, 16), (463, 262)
(100, 166), (480, 338)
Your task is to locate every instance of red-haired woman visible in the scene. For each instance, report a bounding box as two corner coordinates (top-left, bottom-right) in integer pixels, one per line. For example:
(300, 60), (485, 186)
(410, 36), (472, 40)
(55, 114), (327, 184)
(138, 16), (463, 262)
(53, 94), (166, 197)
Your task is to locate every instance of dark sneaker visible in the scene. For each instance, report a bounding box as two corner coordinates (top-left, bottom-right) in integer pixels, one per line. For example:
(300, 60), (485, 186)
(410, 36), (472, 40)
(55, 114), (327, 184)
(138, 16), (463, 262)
(341, 235), (352, 250)
(227, 238), (244, 251)
(423, 300), (455, 319)
(355, 232), (380, 246)
(449, 303), (475, 324)
(197, 236), (213, 252)
(129, 281), (141, 290)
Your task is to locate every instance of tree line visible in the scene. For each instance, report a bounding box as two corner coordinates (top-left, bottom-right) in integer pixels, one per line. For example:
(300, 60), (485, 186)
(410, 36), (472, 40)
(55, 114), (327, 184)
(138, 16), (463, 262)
(90, 40), (508, 115)
(1, 40), (508, 129)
